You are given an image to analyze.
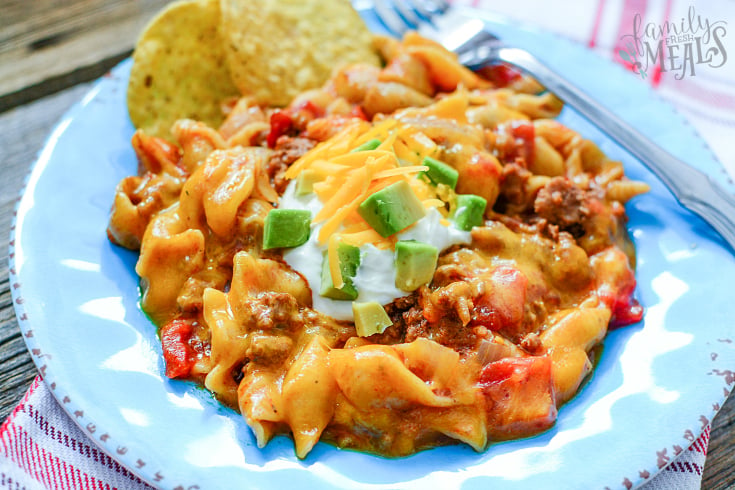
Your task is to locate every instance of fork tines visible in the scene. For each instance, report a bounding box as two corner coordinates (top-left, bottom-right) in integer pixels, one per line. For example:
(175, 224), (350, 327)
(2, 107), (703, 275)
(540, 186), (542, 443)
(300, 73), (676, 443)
(372, 0), (451, 36)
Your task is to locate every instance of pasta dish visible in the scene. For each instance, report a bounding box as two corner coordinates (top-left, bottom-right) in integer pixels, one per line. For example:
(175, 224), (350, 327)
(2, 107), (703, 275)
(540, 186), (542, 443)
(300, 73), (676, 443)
(108, 32), (648, 458)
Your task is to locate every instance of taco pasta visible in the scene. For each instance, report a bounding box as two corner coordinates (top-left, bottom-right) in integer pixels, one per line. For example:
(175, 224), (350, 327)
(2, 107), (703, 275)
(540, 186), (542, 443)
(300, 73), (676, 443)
(109, 29), (648, 458)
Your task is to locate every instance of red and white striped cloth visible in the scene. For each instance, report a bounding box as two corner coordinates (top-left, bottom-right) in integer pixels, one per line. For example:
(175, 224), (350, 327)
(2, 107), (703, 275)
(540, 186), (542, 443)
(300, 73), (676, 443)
(1, 378), (150, 490)
(2, 0), (731, 488)
(0, 377), (711, 489)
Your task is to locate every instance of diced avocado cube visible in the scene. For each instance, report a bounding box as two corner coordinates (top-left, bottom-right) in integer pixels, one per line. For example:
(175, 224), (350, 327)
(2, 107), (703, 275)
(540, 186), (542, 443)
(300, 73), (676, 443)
(262, 209), (311, 249)
(353, 301), (392, 337)
(421, 156), (459, 189)
(395, 240), (438, 292)
(295, 169), (318, 196)
(320, 243), (361, 300)
(357, 180), (426, 237)
(351, 138), (382, 152)
(450, 194), (487, 231)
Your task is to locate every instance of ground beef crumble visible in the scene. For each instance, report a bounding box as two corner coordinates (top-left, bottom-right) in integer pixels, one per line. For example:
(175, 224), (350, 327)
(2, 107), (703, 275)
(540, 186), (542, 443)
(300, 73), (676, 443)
(267, 136), (316, 193)
(533, 176), (590, 230)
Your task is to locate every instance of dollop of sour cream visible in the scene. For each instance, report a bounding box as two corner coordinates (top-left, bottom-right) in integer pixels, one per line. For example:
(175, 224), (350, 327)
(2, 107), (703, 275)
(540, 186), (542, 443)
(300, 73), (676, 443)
(280, 180), (471, 321)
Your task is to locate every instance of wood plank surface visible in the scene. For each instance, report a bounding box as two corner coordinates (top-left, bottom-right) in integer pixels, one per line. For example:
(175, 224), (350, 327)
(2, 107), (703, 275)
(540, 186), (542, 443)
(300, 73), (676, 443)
(0, 0), (171, 112)
(0, 85), (95, 421)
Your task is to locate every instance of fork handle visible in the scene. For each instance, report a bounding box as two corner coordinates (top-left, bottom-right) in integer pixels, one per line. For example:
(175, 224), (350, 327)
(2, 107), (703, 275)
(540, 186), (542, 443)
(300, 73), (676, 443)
(490, 46), (735, 254)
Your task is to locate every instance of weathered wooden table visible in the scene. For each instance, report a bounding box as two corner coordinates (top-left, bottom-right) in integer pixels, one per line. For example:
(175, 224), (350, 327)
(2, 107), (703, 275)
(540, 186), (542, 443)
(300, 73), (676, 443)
(1, 1), (733, 488)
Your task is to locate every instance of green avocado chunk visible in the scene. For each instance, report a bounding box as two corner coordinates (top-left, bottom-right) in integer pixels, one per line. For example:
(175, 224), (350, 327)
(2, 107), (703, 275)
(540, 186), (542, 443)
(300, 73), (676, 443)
(320, 243), (361, 300)
(351, 138), (382, 152)
(357, 180), (426, 237)
(421, 156), (459, 189)
(295, 169), (318, 196)
(451, 194), (487, 231)
(395, 240), (438, 292)
(262, 209), (312, 249)
(352, 301), (393, 337)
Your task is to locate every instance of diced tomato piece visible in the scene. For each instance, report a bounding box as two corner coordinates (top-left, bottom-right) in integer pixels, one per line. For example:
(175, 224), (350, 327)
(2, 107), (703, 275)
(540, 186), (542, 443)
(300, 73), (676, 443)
(160, 319), (196, 379)
(478, 356), (557, 439)
(599, 278), (644, 328)
(266, 110), (294, 148)
(610, 296), (644, 327)
(349, 105), (368, 120)
(472, 266), (528, 333)
(592, 247), (644, 328)
(509, 120), (535, 166)
(293, 100), (325, 118)
(477, 64), (522, 87)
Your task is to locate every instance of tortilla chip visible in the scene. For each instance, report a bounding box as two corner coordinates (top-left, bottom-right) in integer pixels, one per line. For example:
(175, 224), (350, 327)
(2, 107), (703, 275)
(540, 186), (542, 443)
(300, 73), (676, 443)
(220, 0), (380, 107)
(127, 0), (239, 140)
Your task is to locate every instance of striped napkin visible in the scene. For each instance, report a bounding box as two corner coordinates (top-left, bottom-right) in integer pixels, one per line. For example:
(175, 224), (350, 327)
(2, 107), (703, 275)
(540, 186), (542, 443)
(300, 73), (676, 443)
(0, 376), (712, 489)
(2, 0), (730, 488)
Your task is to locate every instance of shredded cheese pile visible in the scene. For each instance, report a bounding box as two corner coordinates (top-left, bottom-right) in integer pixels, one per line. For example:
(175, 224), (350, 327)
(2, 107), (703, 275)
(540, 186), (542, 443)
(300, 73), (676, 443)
(283, 118), (456, 291)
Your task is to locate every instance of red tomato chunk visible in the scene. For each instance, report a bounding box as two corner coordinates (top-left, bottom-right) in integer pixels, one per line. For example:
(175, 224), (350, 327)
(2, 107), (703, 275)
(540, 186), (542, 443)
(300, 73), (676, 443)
(160, 319), (196, 379)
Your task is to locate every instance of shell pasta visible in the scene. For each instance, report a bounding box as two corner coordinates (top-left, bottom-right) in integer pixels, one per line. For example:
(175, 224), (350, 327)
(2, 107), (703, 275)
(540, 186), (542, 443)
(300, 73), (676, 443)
(108, 31), (648, 458)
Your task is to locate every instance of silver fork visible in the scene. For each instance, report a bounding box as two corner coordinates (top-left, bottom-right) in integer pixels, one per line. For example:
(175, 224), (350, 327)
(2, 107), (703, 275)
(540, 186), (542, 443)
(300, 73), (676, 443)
(364, 0), (735, 255)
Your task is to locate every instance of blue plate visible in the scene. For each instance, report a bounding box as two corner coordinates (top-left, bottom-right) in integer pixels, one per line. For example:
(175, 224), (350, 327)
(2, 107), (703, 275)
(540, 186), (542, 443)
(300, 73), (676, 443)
(10, 7), (735, 490)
